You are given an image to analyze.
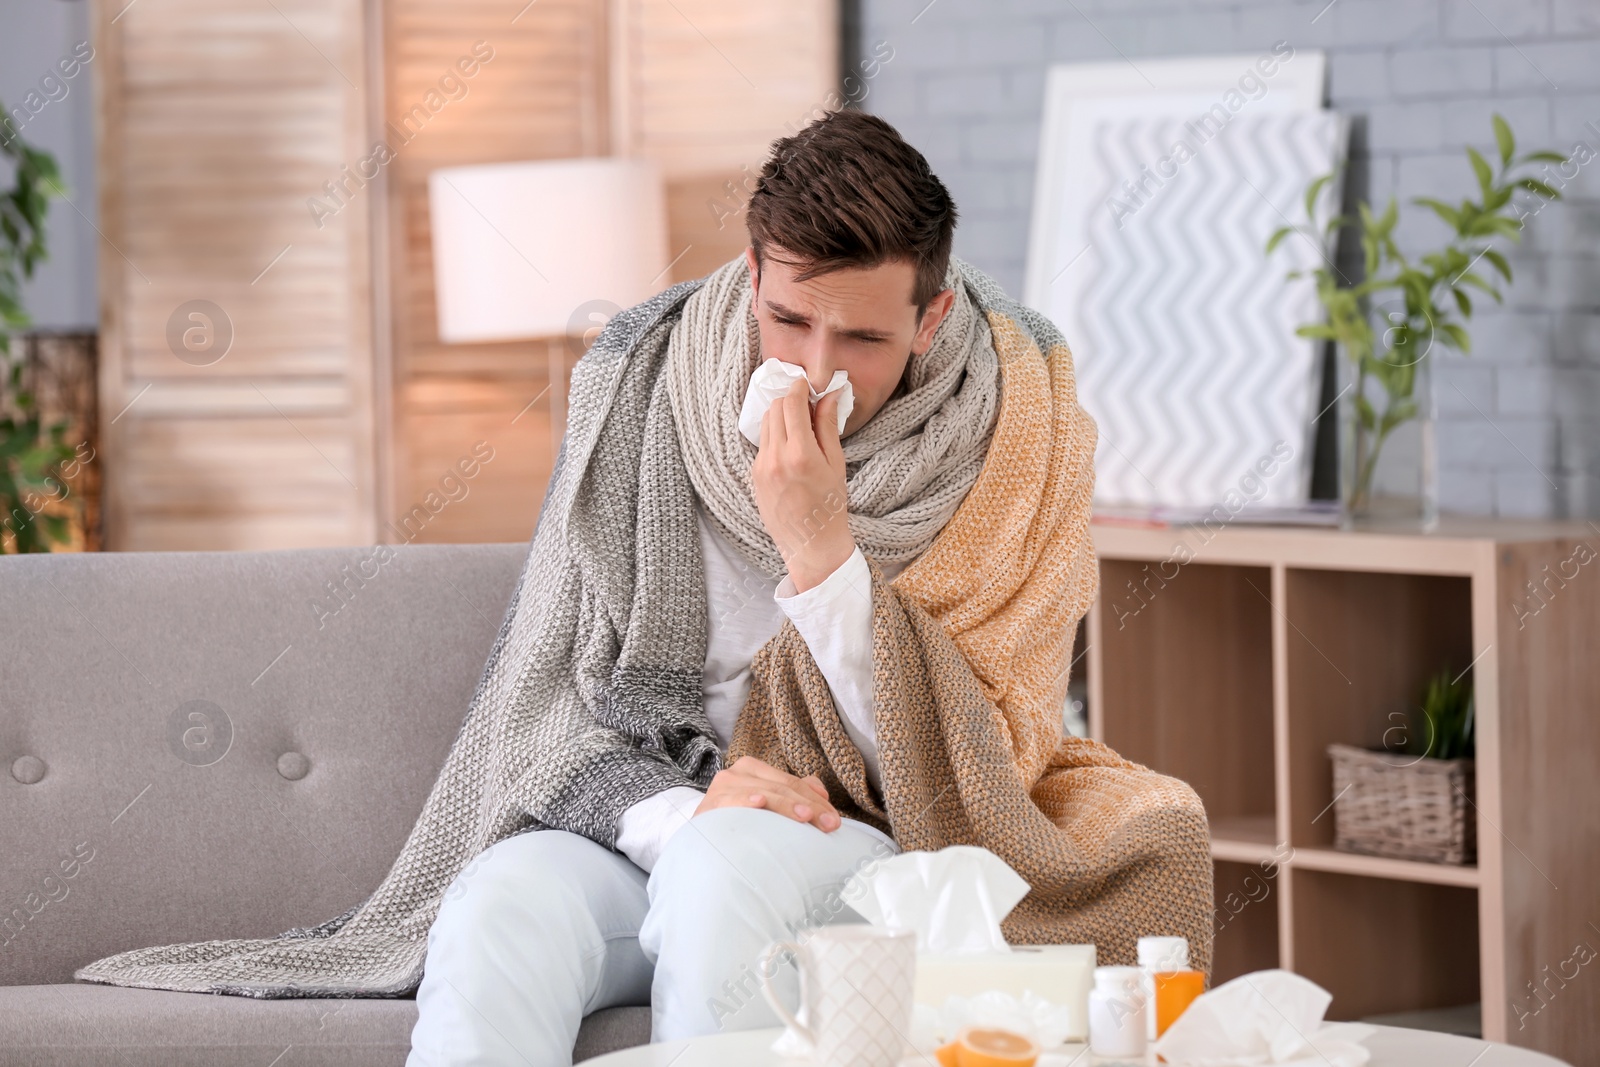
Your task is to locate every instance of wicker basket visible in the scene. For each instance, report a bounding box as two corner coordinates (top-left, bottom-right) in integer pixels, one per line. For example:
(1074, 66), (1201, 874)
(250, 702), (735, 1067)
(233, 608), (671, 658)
(1326, 743), (1476, 865)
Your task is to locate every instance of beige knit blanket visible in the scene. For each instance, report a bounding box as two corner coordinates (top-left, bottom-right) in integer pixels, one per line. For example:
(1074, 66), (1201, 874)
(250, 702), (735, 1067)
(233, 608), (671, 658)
(733, 311), (1216, 973)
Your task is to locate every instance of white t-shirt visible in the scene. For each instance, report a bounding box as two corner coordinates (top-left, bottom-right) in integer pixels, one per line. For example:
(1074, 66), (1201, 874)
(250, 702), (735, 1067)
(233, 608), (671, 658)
(612, 502), (909, 871)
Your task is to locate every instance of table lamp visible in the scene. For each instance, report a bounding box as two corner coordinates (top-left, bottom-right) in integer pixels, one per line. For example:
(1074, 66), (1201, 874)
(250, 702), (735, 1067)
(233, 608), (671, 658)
(429, 157), (670, 343)
(428, 157), (671, 443)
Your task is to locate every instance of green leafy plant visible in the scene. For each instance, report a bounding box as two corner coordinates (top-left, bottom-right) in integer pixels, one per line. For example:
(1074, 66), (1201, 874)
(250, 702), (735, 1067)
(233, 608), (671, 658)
(1, 103), (75, 553)
(1266, 115), (1565, 513)
(1402, 667), (1475, 761)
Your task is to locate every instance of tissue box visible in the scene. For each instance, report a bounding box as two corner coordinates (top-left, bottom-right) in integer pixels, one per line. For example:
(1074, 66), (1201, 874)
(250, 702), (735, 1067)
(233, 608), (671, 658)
(915, 945), (1096, 1040)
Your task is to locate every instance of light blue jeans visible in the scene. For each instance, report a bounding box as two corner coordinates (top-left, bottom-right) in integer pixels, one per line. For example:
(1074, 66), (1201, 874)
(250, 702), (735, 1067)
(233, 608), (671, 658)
(405, 807), (896, 1066)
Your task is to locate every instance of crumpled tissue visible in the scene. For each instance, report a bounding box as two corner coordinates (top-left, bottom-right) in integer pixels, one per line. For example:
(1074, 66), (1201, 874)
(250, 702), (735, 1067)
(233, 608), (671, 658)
(842, 845), (1029, 955)
(1153, 969), (1375, 1067)
(737, 358), (854, 445)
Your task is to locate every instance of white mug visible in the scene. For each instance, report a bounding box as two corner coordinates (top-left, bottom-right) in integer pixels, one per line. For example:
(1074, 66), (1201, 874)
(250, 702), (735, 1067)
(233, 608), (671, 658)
(760, 924), (916, 1067)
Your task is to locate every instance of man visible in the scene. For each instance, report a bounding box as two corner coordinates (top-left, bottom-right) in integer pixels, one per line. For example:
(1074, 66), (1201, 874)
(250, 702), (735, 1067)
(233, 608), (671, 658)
(406, 108), (973, 1062)
(75, 108), (1212, 1067)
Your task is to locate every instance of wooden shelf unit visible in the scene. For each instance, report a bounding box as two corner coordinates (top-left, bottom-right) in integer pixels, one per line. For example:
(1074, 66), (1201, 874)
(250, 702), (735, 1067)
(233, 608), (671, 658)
(1084, 519), (1600, 1065)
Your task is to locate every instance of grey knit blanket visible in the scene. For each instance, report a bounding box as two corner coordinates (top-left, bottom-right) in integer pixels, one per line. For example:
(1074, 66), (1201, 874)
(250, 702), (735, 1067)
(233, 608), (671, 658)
(73, 254), (1009, 998)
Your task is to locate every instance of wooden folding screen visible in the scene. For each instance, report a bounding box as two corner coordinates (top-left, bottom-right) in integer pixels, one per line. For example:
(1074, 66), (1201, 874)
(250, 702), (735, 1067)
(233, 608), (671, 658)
(386, 0), (840, 544)
(380, 0), (608, 545)
(93, 0), (379, 549)
(93, 0), (838, 549)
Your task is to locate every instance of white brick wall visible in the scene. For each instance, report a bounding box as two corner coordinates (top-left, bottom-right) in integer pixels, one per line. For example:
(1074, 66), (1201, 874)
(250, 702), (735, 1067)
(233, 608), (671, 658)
(861, 0), (1600, 518)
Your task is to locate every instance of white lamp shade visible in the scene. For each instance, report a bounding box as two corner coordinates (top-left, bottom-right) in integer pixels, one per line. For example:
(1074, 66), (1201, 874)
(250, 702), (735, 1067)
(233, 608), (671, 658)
(428, 158), (670, 343)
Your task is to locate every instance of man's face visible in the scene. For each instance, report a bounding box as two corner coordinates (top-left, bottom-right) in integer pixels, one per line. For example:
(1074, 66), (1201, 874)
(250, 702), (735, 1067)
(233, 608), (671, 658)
(743, 246), (955, 437)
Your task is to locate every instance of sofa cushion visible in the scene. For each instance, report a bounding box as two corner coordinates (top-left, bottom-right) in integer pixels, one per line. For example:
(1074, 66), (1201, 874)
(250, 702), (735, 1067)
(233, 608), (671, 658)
(0, 985), (651, 1066)
(0, 544), (524, 987)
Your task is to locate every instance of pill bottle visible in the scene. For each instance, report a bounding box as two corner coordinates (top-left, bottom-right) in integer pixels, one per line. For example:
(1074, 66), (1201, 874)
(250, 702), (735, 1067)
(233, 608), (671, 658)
(1154, 969), (1207, 1036)
(1087, 965), (1147, 1059)
(1136, 936), (1187, 1040)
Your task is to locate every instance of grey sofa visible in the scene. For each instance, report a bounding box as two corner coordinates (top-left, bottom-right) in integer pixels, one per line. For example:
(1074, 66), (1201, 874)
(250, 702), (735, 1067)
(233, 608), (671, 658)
(0, 543), (651, 1066)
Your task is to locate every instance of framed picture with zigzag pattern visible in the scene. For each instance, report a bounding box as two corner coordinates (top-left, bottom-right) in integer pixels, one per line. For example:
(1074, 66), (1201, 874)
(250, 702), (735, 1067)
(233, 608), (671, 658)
(1025, 52), (1347, 519)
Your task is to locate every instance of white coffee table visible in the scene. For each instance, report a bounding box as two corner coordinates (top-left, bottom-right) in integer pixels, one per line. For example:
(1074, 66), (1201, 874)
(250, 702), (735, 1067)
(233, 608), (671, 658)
(584, 1025), (1574, 1066)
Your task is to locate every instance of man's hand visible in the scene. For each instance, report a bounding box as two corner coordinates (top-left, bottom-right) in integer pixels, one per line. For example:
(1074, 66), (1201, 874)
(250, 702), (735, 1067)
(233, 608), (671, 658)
(695, 755), (842, 832)
(751, 376), (854, 592)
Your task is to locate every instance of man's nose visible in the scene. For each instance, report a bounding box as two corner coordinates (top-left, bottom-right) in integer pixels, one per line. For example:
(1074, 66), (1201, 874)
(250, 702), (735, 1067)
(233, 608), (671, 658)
(792, 341), (839, 394)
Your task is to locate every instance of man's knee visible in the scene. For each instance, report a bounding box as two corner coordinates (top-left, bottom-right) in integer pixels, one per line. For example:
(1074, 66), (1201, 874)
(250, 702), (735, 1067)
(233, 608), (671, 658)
(652, 808), (792, 892)
(431, 830), (613, 944)
(649, 808), (867, 933)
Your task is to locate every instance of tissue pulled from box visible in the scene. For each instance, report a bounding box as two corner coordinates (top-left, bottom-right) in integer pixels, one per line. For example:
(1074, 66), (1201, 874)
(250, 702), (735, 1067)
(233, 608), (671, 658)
(1153, 969), (1373, 1067)
(843, 846), (1095, 1041)
(843, 845), (1028, 955)
(737, 358), (853, 445)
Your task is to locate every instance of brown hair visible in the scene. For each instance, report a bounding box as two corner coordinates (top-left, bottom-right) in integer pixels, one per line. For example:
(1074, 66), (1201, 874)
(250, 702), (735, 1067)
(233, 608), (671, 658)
(745, 109), (958, 320)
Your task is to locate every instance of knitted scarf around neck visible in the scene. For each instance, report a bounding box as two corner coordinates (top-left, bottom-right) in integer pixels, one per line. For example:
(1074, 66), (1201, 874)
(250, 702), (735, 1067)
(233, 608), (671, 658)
(70, 253), (1010, 998)
(669, 255), (999, 579)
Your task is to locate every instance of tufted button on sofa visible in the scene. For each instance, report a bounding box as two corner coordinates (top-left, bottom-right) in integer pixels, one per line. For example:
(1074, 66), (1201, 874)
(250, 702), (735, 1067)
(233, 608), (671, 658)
(0, 544), (651, 1066)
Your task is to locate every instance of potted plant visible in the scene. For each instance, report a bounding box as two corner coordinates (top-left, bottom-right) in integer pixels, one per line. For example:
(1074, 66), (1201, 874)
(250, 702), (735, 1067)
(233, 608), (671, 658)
(1327, 668), (1476, 865)
(1266, 115), (1565, 527)
(1, 102), (77, 553)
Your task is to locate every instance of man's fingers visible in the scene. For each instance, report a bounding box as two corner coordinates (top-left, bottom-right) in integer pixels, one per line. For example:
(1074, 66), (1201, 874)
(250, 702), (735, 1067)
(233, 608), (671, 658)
(777, 378), (811, 454)
(743, 764), (836, 811)
(813, 389), (843, 455)
(741, 777), (838, 827)
(745, 783), (806, 818)
(709, 780), (841, 832)
(763, 780), (829, 816)
(715, 759), (840, 831)
(760, 392), (783, 450)
(737, 757), (807, 787)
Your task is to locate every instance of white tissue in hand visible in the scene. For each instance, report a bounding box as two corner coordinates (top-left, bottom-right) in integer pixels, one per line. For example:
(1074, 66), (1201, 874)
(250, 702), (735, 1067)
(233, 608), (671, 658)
(1153, 970), (1373, 1067)
(843, 846), (1029, 955)
(737, 358), (854, 445)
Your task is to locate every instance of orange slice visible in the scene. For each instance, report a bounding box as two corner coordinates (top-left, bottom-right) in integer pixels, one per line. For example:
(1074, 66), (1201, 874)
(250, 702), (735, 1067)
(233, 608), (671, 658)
(955, 1027), (1041, 1067)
